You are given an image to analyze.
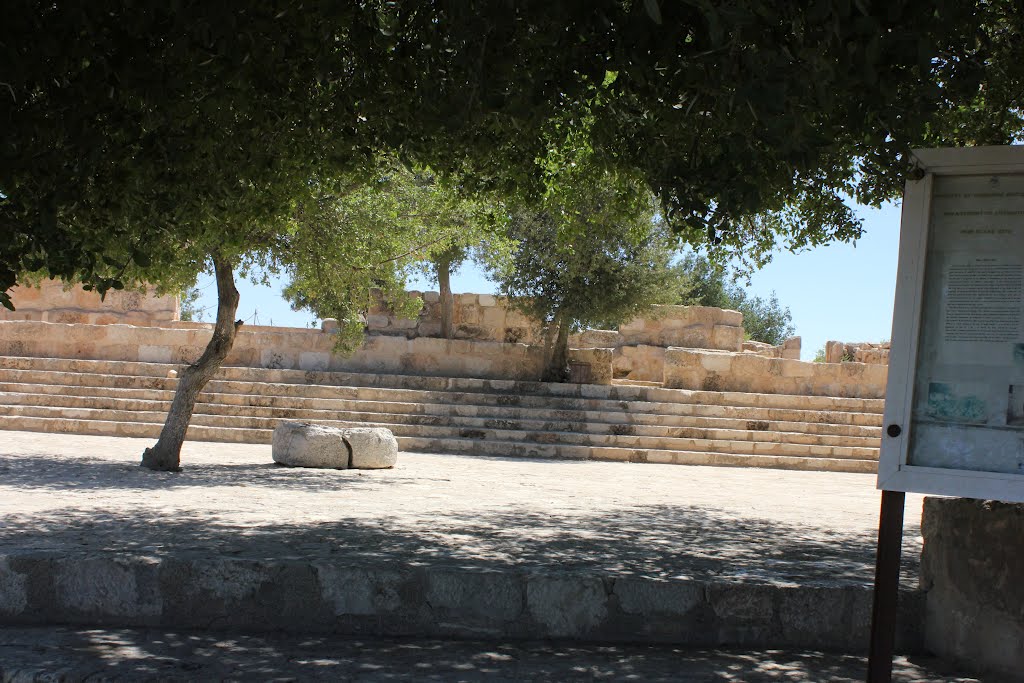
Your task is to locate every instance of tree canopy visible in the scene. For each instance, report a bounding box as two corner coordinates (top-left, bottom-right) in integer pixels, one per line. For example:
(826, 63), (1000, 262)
(4, 1), (1023, 309)
(3, 0), (1022, 468)
(675, 254), (795, 346)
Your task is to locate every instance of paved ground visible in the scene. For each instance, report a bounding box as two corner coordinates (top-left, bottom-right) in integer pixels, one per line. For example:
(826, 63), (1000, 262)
(0, 626), (985, 682)
(0, 431), (925, 587)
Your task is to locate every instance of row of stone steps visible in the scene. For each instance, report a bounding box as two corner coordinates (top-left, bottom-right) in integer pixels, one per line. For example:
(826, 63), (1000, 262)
(0, 356), (884, 472)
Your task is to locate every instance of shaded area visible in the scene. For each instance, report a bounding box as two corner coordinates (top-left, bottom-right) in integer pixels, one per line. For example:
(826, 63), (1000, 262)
(0, 627), (985, 682)
(0, 451), (424, 494)
(0, 500), (917, 588)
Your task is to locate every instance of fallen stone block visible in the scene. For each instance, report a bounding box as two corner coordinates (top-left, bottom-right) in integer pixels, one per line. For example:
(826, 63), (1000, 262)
(272, 422), (398, 470)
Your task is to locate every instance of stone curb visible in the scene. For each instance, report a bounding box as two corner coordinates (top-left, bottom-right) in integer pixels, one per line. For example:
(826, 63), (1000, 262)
(0, 553), (923, 653)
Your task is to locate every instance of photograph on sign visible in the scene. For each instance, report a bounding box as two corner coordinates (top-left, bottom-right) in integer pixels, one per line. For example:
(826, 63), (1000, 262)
(907, 172), (1024, 476)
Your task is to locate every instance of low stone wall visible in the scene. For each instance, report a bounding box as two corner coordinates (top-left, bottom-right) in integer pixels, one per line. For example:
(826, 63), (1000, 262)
(369, 295), (745, 354)
(825, 340), (890, 365)
(368, 292), (542, 344)
(742, 337), (802, 360)
(920, 497), (1024, 679)
(566, 348), (613, 386)
(0, 320), (549, 382)
(662, 348), (887, 399)
(0, 282), (178, 326)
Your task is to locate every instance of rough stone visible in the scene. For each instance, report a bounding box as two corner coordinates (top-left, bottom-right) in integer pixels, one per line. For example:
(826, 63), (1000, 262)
(273, 422), (397, 470)
(921, 497), (1024, 679)
(526, 574), (607, 637)
(344, 428), (399, 469)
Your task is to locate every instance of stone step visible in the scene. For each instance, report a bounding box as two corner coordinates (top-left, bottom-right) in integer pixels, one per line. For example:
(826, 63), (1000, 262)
(0, 355), (887, 414)
(0, 414), (877, 473)
(0, 381), (883, 443)
(0, 390), (882, 449)
(0, 404), (881, 462)
(0, 368), (885, 428)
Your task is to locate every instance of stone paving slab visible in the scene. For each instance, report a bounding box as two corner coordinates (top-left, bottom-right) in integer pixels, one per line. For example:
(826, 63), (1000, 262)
(0, 431), (928, 651)
(0, 431), (923, 586)
(0, 626), (986, 682)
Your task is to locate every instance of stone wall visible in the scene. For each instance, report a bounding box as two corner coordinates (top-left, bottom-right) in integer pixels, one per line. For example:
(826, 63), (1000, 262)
(0, 281), (178, 326)
(920, 497), (1024, 679)
(742, 337), (802, 360)
(0, 320), (548, 382)
(662, 348), (887, 399)
(825, 340), (890, 365)
(368, 295), (745, 353)
(367, 292), (542, 344)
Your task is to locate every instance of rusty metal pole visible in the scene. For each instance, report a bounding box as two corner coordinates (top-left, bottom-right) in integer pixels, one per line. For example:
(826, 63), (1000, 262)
(866, 489), (906, 683)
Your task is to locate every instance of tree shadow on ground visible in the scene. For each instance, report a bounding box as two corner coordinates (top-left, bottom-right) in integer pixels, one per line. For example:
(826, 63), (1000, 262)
(0, 500), (920, 587)
(0, 452), (421, 493)
(0, 627), (983, 682)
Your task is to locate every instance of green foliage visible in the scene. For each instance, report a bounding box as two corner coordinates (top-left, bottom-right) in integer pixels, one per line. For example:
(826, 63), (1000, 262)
(813, 346), (827, 363)
(492, 195), (686, 336)
(676, 254), (795, 346)
(5, 1), (1024, 313)
(177, 284), (204, 323)
(278, 167), (442, 354)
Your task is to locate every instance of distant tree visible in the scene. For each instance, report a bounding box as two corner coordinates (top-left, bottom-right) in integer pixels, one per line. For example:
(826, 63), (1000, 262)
(177, 284), (204, 323)
(813, 346), (827, 363)
(492, 194), (687, 381)
(280, 159), (510, 347)
(676, 254), (795, 346)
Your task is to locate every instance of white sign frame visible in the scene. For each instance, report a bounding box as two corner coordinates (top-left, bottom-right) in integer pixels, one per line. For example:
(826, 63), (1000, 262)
(879, 145), (1024, 503)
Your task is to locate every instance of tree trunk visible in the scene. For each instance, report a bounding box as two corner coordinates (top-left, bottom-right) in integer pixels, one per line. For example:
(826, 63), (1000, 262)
(141, 256), (241, 471)
(437, 256), (454, 339)
(542, 313), (570, 382)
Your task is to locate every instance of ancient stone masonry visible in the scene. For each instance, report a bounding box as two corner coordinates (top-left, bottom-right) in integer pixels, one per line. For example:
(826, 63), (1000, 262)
(0, 282), (178, 326)
(663, 347), (887, 399)
(920, 497), (1024, 678)
(825, 340), (890, 365)
(0, 284), (885, 398)
(368, 294), (744, 352)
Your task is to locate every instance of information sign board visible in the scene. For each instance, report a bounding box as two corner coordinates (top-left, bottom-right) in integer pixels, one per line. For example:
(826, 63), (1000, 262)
(879, 146), (1024, 502)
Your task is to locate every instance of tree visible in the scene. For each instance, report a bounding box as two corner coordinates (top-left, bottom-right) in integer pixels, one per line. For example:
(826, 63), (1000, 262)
(177, 283), (205, 323)
(675, 254), (795, 346)
(4, 1), (1023, 470)
(492, 190), (687, 381)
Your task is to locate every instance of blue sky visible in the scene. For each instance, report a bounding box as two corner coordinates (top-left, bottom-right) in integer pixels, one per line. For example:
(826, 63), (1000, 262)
(191, 199), (902, 361)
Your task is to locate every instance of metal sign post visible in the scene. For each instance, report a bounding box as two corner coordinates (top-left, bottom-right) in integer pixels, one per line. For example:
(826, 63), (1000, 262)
(866, 490), (905, 682)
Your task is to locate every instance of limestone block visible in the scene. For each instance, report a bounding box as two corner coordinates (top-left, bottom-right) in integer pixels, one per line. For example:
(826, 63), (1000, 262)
(458, 304), (482, 325)
(527, 575), (607, 637)
(454, 323), (489, 341)
(780, 358), (815, 378)
(699, 350), (734, 373)
(478, 294), (497, 307)
(825, 340), (847, 364)
(299, 352), (330, 371)
(481, 305), (505, 328)
(921, 498), (1024, 677)
(422, 291), (440, 304)
(568, 347), (614, 385)
(138, 345), (173, 364)
(574, 329), (622, 348)
(417, 321), (443, 338)
(365, 314), (390, 330)
(345, 427), (400, 468)
(321, 318), (339, 333)
(710, 325), (742, 351)
(272, 422), (398, 469)
(389, 315), (418, 331)
(0, 557), (28, 615)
